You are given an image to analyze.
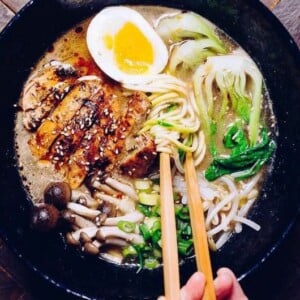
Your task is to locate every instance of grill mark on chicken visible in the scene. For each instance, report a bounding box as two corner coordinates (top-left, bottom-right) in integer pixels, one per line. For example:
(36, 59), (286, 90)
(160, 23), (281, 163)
(67, 89), (151, 188)
(66, 86), (128, 188)
(22, 61), (78, 130)
(47, 99), (100, 166)
(28, 79), (102, 158)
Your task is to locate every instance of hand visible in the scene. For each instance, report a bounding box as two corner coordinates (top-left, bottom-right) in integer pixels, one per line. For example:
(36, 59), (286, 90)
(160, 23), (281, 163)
(158, 268), (247, 300)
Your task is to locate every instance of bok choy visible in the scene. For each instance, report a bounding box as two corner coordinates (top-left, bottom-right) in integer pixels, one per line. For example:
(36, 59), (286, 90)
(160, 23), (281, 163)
(156, 12), (227, 73)
(193, 53), (275, 180)
(193, 53), (263, 145)
(205, 125), (276, 181)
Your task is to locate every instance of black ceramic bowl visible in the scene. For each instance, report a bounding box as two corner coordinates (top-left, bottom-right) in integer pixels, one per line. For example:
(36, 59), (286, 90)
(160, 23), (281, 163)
(0, 0), (299, 299)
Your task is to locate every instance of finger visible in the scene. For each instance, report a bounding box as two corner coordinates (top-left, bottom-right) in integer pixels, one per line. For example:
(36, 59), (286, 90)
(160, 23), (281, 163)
(180, 272), (206, 300)
(215, 268), (248, 300)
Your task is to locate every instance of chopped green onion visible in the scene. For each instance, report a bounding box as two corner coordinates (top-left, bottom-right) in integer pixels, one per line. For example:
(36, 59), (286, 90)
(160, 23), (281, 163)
(137, 204), (152, 217)
(153, 247), (162, 258)
(117, 221), (135, 233)
(123, 245), (138, 258)
(135, 179), (152, 191)
(144, 257), (159, 269)
(152, 230), (161, 244)
(139, 192), (160, 206)
(178, 239), (193, 256)
(139, 224), (151, 241)
(176, 206), (190, 220)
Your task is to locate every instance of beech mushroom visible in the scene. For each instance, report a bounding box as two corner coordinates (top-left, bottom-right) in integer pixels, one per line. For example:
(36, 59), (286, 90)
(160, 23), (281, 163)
(105, 177), (138, 201)
(96, 226), (144, 244)
(61, 210), (96, 228)
(31, 203), (59, 232)
(99, 201), (117, 218)
(95, 192), (135, 214)
(44, 182), (71, 209)
(103, 211), (144, 226)
(105, 238), (128, 247)
(67, 202), (100, 219)
(71, 190), (99, 209)
(83, 241), (100, 255)
(71, 227), (98, 241)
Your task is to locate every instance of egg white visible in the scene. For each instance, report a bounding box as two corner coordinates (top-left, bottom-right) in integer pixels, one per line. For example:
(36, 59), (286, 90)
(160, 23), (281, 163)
(86, 6), (169, 84)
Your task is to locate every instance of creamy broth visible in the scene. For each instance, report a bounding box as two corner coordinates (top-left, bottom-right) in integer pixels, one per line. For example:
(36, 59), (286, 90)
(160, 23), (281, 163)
(16, 5), (276, 267)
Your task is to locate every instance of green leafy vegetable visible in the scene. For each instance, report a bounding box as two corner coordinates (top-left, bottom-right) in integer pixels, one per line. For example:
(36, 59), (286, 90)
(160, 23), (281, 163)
(228, 86), (251, 123)
(156, 12), (227, 73)
(193, 54), (263, 146)
(156, 12), (226, 48)
(205, 127), (275, 181)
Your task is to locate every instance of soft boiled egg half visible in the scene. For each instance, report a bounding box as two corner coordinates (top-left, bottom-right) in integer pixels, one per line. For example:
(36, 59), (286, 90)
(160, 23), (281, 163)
(86, 6), (169, 84)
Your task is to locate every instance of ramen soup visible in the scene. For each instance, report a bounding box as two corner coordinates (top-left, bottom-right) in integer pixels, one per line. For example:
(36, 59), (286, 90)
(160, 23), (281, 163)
(15, 5), (276, 268)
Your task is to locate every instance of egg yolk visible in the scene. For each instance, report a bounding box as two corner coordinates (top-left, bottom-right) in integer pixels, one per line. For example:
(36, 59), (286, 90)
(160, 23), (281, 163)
(104, 22), (154, 74)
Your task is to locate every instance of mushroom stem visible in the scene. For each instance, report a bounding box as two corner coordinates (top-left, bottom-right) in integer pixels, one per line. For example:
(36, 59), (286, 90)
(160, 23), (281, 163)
(67, 202), (100, 219)
(94, 192), (135, 214)
(96, 226), (144, 244)
(105, 177), (138, 201)
(62, 210), (96, 228)
(104, 211), (144, 226)
(71, 190), (99, 209)
(92, 180), (118, 195)
(105, 238), (129, 247)
(72, 227), (98, 241)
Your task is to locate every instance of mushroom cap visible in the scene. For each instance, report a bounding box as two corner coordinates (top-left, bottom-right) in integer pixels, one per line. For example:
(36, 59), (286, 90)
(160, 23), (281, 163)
(44, 181), (71, 209)
(31, 203), (59, 232)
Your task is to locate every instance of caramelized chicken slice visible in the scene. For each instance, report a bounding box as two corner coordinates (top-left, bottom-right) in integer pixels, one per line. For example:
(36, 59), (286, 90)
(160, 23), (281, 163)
(29, 77), (102, 158)
(47, 99), (100, 166)
(67, 90), (151, 189)
(119, 134), (157, 177)
(22, 61), (78, 130)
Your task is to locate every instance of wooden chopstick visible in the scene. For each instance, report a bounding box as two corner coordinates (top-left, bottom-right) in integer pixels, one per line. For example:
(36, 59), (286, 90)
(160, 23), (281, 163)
(184, 152), (216, 300)
(160, 152), (180, 300)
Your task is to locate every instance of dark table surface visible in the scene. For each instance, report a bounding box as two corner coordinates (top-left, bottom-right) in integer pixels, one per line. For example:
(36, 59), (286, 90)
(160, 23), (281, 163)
(0, 0), (299, 299)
